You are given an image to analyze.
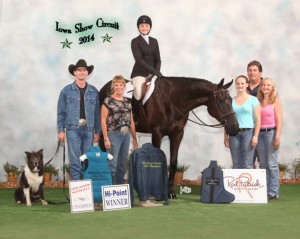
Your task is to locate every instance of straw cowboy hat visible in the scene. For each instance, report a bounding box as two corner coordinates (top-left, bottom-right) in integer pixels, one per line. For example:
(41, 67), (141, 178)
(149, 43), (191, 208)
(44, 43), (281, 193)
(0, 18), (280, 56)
(68, 59), (94, 76)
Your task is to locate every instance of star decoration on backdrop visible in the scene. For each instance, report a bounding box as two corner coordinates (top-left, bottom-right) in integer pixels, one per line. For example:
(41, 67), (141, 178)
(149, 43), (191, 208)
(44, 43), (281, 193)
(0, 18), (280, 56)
(60, 38), (73, 49)
(101, 33), (113, 43)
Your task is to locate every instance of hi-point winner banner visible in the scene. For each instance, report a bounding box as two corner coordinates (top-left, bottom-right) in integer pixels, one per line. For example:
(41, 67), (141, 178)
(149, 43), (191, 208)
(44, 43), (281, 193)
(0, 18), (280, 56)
(223, 169), (267, 203)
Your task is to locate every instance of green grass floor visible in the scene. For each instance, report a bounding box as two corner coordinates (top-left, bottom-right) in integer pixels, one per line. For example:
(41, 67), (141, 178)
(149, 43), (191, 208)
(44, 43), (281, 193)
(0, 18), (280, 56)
(0, 184), (299, 239)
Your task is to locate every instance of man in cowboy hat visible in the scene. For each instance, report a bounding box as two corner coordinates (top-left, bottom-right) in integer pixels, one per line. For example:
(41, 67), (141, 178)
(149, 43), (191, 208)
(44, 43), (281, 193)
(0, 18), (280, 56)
(57, 59), (101, 180)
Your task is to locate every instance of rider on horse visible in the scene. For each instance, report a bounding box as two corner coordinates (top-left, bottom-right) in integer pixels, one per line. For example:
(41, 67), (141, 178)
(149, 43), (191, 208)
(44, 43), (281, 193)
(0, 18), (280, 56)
(130, 15), (163, 121)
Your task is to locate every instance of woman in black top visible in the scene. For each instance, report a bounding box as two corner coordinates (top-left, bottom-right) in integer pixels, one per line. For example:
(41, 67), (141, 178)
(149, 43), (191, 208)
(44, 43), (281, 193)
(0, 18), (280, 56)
(130, 15), (162, 119)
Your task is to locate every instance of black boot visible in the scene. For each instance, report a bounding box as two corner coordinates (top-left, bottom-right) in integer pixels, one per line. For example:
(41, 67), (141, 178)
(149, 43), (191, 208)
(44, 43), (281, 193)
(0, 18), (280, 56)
(131, 97), (140, 126)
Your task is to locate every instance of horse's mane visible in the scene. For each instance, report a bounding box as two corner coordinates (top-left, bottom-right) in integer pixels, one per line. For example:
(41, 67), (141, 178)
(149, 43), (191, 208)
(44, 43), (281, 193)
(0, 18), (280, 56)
(163, 76), (210, 82)
(162, 76), (217, 91)
(163, 76), (216, 85)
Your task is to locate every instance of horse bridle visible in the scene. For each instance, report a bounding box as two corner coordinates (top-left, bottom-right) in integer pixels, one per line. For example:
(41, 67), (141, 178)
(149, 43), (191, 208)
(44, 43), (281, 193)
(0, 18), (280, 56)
(206, 89), (236, 127)
(160, 85), (235, 128)
(188, 89), (235, 128)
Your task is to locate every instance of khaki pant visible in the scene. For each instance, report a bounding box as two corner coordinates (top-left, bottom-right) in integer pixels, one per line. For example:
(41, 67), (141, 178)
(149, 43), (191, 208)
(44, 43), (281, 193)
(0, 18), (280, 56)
(131, 76), (146, 100)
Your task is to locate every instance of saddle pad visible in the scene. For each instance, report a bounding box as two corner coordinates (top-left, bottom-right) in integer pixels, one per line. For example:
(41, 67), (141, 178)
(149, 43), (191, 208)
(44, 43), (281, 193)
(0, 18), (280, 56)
(123, 76), (157, 104)
(123, 82), (133, 98)
(142, 76), (157, 105)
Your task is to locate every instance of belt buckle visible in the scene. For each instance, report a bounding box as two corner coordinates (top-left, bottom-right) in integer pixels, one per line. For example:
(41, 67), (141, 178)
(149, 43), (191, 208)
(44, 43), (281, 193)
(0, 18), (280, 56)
(120, 126), (129, 134)
(261, 127), (276, 132)
(79, 119), (87, 126)
(240, 128), (250, 131)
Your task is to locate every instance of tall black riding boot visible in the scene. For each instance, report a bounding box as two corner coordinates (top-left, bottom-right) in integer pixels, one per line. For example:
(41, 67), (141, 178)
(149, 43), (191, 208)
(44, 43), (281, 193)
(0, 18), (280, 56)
(131, 97), (140, 125)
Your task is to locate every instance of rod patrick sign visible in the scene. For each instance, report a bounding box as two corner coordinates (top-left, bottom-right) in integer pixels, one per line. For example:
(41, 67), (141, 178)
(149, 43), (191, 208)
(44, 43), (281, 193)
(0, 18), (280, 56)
(102, 184), (131, 211)
(223, 169), (267, 203)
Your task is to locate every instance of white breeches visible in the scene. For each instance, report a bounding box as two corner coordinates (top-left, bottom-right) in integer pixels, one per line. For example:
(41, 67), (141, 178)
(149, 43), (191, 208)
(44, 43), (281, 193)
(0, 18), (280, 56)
(131, 76), (146, 100)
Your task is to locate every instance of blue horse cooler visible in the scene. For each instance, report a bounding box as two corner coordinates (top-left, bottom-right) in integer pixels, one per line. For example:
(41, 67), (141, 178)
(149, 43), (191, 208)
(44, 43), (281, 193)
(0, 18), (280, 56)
(80, 146), (112, 203)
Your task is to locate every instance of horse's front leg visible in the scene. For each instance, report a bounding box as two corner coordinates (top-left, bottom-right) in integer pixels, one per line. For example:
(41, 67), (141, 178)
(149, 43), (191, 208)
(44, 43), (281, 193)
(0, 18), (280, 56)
(151, 128), (163, 148)
(168, 130), (184, 199)
(168, 163), (177, 199)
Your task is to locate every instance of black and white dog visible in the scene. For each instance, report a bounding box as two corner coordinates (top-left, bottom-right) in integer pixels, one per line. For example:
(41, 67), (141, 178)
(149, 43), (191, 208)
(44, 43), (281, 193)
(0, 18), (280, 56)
(14, 149), (48, 206)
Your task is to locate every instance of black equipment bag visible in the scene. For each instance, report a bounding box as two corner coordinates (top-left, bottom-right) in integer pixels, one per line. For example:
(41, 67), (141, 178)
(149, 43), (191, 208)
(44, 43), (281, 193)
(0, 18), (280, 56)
(201, 160), (235, 203)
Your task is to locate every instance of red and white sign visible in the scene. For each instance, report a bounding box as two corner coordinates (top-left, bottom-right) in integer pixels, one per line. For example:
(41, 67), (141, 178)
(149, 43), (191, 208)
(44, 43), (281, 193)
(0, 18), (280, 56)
(223, 169), (267, 203)
(69, 179), (94, 213)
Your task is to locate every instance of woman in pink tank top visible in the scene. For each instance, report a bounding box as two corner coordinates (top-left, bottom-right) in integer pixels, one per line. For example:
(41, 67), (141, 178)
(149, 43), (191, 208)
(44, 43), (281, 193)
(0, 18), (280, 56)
(257, 77), (282, 200)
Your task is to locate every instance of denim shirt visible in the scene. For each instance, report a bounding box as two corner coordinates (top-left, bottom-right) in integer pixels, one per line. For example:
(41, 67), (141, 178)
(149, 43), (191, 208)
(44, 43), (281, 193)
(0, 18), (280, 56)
(129, 143), (169, 205)
(57, 81), (101, 133)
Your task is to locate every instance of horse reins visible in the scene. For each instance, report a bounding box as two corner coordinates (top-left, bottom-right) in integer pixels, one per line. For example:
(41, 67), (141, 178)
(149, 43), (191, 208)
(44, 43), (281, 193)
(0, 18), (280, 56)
(160, 87), (235, 128)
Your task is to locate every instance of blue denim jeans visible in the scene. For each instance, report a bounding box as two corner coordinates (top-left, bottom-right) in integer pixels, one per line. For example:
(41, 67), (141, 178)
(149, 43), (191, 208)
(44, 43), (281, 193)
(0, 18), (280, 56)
(66, 126), (94, 180)
(257, 130), (279, 197)
(107, 130), (130, 184)
(229, 129), (255, 169)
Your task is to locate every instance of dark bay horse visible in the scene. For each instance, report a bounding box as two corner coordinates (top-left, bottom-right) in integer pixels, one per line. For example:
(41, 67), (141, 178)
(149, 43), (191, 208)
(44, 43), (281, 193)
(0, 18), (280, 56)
(99, 76), (239, 198)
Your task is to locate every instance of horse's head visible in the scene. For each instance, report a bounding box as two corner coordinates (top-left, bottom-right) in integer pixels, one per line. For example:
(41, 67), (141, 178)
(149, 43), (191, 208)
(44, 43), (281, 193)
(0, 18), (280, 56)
(207, 79), (239, 135)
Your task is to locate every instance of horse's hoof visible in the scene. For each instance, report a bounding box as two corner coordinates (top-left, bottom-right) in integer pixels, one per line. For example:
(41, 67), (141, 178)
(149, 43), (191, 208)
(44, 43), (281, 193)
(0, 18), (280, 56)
(168, 193), (177, 199)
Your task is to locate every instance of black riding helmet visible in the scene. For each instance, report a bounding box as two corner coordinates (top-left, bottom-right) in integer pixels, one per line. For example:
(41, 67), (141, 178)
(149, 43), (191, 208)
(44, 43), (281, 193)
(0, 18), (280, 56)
(137, 15), (152, 29)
